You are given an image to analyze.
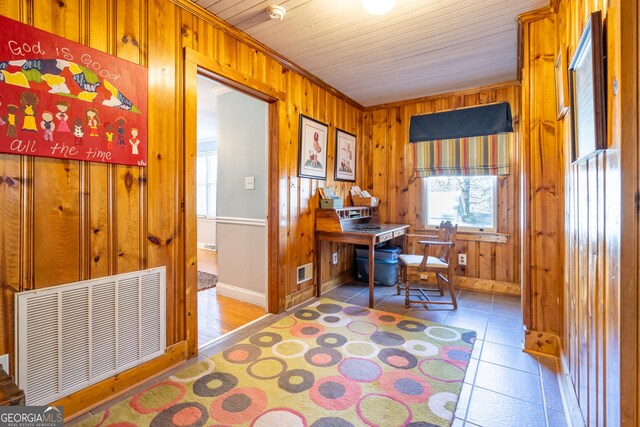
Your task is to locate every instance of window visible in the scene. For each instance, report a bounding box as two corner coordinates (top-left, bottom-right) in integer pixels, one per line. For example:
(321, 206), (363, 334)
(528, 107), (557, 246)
(423, 175), (497, 231)
(197, 151), (217, 217)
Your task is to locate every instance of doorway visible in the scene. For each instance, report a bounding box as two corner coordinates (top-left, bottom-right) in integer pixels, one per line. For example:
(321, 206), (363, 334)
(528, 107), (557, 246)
(195, 73), (268, 348)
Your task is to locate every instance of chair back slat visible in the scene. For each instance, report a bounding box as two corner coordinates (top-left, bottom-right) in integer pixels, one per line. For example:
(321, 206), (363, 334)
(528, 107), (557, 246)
(436, 220), (458, 263)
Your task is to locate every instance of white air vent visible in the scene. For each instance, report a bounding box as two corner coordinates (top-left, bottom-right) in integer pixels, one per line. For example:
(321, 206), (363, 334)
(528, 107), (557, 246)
(15, 267), (166, 405)
(204, 243), (216, 250)
(297, 263), (313, 284)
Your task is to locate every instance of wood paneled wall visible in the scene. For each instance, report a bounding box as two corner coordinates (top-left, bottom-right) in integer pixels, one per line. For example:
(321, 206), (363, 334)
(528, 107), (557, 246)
(521, 0), (638, 424)
(364, 84), (521, 289)
(520, 10), (564, 342)
(0, 0), (364, 414)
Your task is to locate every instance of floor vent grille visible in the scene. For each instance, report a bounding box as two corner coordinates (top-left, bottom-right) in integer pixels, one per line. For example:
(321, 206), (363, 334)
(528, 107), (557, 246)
(16, 267), (166, 405)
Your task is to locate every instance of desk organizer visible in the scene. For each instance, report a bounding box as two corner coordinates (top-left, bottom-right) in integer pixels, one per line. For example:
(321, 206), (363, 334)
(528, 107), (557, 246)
(352, 196), (379, 207)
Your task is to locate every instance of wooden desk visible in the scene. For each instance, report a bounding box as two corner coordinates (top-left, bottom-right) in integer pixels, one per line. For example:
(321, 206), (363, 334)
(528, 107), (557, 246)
(315, 208), (408, 308)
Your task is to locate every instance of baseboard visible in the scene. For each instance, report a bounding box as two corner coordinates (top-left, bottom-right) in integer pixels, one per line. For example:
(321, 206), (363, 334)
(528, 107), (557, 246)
(216, 282), (266, 307)
(319, 271), (354, 295)
(559, 350), (587, 426)
(284, 285), (316, 310)
(59, 341), (188, 421)
(197, 242), (216, 251)
(523, 328), (560, 356)
(454, 276), (521, 296)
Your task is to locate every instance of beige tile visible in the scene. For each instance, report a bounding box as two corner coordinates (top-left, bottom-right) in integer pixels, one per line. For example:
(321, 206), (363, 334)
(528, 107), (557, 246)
(457, 290), (494, 312)
(464, 358), (479, 384)
(446, 307), (490, 324)
(480, 341), (539, 374)
(475, 361), (543, 404)
(487, 313), (523, 331)
(484, 324), (523, 348)
(466, 387), (546, 427)
(471, 339), (483, 360)
(454, 382), (473, 419)
(542, 374), (565, 413)
(491, 295), (522, 317)
(406, 307), (450, 324)
(547, 409), (569, 426)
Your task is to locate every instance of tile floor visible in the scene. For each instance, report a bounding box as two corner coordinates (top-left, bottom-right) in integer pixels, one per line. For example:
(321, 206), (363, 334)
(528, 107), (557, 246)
(70, 281), (569, 427)
(322, 282), (568, 427)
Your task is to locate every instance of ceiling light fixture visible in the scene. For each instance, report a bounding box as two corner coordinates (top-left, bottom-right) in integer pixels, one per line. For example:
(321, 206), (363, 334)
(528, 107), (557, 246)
(266, 5), (286, 22)
(362, 0), (396, 16)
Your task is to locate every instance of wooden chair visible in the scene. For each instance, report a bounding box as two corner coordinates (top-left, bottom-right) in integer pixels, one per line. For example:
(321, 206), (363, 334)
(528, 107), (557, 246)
(397, 220), (458, 309)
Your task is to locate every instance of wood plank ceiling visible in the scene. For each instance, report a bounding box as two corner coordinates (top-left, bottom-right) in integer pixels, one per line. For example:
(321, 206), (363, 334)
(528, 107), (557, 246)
(196, 0), (549, 106)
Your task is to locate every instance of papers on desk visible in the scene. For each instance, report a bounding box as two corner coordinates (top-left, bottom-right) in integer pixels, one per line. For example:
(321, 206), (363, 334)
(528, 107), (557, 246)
(356, 224), (381, 230)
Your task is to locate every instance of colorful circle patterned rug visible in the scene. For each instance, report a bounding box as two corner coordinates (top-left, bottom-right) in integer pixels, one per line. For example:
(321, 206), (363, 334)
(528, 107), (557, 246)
(78, 298), (476, 427)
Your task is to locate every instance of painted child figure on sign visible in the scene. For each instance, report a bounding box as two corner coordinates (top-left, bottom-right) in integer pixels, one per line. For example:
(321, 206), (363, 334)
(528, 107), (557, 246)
(86, 108), (100, 137)
(55, 101), (71, 133)
(305, 131), (323, 169)
(104, 122), (114, 150)
(73, 117), (84, 145)
(115, 117), (126, 146)
(129, 128), (140, 155)
(0, 99), (5, 126)
(20, 92), (39, 132)
(4, 105), (18, 137)
(40, 111), (55, 142)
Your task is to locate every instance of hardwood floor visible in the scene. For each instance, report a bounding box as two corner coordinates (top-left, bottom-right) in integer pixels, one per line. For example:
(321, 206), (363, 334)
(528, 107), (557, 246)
(197, 248), (218, 275)
(197, 248), (264, 346)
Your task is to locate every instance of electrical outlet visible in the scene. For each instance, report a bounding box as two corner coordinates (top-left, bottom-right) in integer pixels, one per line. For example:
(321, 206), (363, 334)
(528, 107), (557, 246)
(458, 253), (467, 266)
(332, 252), (338, 265)
(0, 354), (9, 373)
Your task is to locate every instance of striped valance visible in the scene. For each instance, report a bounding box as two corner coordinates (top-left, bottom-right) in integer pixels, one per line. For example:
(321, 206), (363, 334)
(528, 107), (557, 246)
(412, 133), (510, 177)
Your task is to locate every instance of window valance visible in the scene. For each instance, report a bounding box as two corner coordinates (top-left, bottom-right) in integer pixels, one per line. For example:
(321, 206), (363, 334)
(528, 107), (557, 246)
(409, 102), (513, 177)
(409, 102), (513, 142)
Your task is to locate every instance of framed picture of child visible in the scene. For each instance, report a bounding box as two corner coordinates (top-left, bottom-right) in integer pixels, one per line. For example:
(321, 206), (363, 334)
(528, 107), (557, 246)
(298, 114), (328, 180)
(334, 128), (356, 182)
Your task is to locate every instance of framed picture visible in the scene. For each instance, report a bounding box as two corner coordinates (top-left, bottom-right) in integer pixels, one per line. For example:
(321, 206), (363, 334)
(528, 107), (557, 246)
(298, 114), (329, 179)
(334, 128), (356, 182)
(569, 10), (606, 164)
(555, 48), (570, 120)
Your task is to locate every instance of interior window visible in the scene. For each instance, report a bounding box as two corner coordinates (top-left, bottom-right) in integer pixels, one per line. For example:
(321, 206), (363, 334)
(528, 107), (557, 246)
(423, 175), (497, 232)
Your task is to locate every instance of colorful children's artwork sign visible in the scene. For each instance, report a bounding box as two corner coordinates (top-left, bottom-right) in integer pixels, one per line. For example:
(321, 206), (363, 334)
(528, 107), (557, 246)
(0, 15), (147, 166)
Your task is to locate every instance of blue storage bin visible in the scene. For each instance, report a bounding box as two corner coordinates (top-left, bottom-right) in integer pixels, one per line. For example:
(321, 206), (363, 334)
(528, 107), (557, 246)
(355, 256), (399, 286)
(355, 245), (401, 262)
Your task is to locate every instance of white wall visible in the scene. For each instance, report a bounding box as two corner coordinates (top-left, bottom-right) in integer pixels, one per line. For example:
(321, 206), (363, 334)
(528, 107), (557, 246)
(197, 218), (216, 250)
(216, 90), (268, 307)
(217, 91), (267, 219)
(216, 219), (266, 307)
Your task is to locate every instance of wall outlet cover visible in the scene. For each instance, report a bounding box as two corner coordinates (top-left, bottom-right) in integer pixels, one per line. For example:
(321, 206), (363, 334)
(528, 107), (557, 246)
(458, 253), (467, 266)
(332, 252), (338, 265)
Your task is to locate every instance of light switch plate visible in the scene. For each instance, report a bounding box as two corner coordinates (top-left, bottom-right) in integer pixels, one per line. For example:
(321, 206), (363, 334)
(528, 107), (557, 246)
(244, 176), (255, 190)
